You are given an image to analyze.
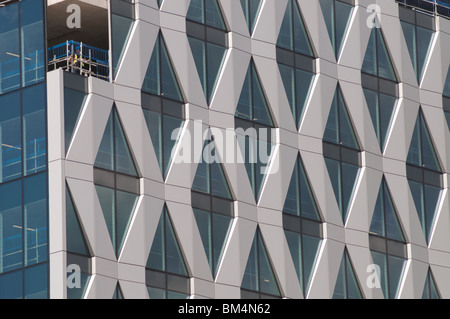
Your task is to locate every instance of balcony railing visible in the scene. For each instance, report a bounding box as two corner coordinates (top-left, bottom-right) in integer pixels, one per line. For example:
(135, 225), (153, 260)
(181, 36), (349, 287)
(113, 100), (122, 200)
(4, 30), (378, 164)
(396, 0), (450, 18)
(0, 225), (47, 273)
(48, 40), (110, 82)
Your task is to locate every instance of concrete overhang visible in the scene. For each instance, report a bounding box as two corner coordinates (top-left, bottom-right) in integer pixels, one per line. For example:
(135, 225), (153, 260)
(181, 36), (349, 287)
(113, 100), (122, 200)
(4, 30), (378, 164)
(47, 0), (109, 50)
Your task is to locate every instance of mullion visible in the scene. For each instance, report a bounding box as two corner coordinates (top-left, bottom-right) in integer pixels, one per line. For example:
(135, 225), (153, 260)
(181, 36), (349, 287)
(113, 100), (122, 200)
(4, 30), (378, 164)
(382, 184), (390, 299)
(413, 19), (419, 80)
(382, 179), (387, 239)
(417, 113), (429, 240)
(157, 38), (167, 177)
(375, 29), (379, 78)
(20, 92), (25, 278)
(256, 231), (261, 296)
(112, 113), (118, 254)
(332, 0), (337, 57)
(297, 158), (306, 294)
(343, 249), (349, 298)
(249, 63), (255, 194)
(290, 0), (294, 50)
(163, 211), (168, 297)
(337, 91), (346, 219)
(158, 35), (163, 100)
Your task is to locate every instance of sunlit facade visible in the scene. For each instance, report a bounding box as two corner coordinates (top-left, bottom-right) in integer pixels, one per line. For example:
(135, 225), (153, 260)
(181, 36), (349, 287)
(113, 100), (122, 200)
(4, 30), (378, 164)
(0, 0), (450, 299)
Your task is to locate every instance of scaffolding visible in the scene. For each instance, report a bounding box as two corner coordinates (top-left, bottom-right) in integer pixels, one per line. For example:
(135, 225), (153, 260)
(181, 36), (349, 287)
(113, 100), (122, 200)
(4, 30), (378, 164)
(396, 0), (450, 18)
(48, 40), (110, 81)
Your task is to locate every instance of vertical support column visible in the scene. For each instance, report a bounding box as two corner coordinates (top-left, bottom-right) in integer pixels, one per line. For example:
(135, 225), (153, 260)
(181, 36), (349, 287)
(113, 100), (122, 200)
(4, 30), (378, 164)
(47, 69), (67, 298)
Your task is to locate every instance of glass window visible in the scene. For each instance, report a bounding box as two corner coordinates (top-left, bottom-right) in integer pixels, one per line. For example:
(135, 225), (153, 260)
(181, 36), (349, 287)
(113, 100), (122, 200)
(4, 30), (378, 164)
(445, 110), (450, 132)
(364, 88), (397, 150)
(444, 66), (450, 98)
(112, 284), (123, 299)
(22, 83), (47, 176)
(400, 11), (435, 82)
(277, 63), (314, 129)
(323, 88), (359, 150)
(187, 0), (226, 30)
(323, 86), (360, 223)
(142, 33), (183, 102)
(333, 249), (363, 299)
(235, 61), (275, 201)
(319, 0), (353, 58)
(370, 250), (406, 299)
(142, 33), (186, 179)
(95, 185), (137, 256)
(66, 187), (91, 257)
(96, 184), (115, 247)
(95, 107), (138, 177)
(64, 88), (87, 154)
(142, 101), (184, 179)
(20, 0), (45, 87)
(0, 269), (23, 299)
(240, 0), (263, 34)
(67, 270), (90, 299)
(0, 0), (45, 94)
(187, 0), (203, 24)
(193, 208), (232, 277)
(23, 173), (47, 267)
(186, 0), (228, 104)
(362, 28), (397, 82)
(146, 207), (190, 299)
(187, 37), (227, 104)
(96, 112), (114, 171)
(324, 157), (359, 222)
(284, 156), (319, 219)
(147, 208), (188, 277)
(406, 109), (442, 243)
(0, 91), (21, 183)
(422, 268), (440, 299)
(114, 112), (137, 177)
(361, 22), (398, 151)
(24, 262), (48, 299)
(111, 13), (134, 78)
(0, 180), (23, 273)
(241, 229), (281, 298)
(276, 0), (315, 129)
(277, 0), (314, 56)
(369, 178), (407, 299)
(116, 189), (138, 254)
(409, 180), (441, 241)
(0, 2), (20, 94)
(191, 138), (234, 276)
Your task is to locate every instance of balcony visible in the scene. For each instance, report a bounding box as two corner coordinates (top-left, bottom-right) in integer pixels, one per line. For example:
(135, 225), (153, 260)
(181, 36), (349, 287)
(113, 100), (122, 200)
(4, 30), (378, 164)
(48, 40), (110, 81)
(47, 0), (110, 81)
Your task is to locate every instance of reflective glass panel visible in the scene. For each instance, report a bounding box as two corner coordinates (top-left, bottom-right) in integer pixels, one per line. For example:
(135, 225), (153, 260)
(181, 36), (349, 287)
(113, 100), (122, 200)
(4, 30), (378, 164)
(64, 88), (87, 153)
(0, 180), (22, 273)
(24, 262), (47, 299)
(22, 84), (46, 176)
(21, 0), (45, 87)
(0, 3), (20, 94)
(0, 91), (21, 183)
(112, 14), (134, 78)
(24, 173), (48, 266)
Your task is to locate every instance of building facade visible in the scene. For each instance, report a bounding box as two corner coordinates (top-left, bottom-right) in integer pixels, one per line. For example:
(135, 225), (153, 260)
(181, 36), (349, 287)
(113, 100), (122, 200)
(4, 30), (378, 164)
(0, 0), (450, 299)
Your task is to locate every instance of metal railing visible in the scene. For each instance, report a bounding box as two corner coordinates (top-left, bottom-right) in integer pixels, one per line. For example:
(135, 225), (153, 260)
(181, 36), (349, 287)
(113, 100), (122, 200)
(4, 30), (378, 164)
(0, 49), (45, 95)
(48, 40), (110, 82)
(396, 0), (450, 18)
(0, 225), (47, 273)
(0, 137), (46, 183)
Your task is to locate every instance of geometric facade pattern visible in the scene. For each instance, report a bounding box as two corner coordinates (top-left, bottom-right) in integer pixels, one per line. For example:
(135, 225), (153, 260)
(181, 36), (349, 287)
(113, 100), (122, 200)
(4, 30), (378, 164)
(42, 0), (450, 299)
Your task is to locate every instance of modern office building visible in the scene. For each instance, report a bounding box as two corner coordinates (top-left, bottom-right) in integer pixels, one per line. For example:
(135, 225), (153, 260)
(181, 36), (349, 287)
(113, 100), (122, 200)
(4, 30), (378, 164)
(0, 0), (450, 299)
